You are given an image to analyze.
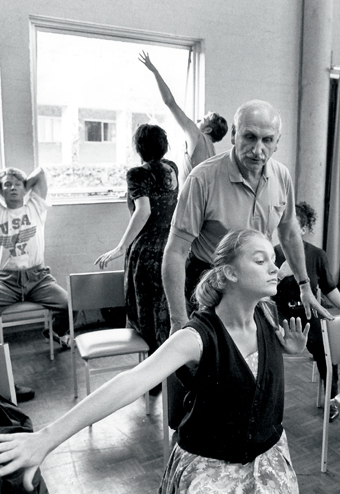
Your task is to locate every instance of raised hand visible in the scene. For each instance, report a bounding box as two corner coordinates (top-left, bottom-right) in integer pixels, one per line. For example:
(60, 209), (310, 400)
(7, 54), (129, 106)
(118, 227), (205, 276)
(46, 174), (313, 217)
(275, 317), (310, 354)
(138, 51), (156, 72)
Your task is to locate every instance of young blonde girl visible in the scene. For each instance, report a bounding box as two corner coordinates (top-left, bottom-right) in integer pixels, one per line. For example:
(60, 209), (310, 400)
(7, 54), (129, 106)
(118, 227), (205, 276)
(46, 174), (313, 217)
(0, 229), (309, 493)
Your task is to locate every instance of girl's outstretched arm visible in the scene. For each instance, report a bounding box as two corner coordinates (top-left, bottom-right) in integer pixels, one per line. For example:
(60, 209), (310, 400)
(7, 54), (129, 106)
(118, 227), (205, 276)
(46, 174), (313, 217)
(0, 329), (200, 491)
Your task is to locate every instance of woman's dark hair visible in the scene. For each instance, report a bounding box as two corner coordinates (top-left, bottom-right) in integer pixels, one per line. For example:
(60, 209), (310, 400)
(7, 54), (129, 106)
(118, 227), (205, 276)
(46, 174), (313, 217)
(295, 201), (317, 234)
(133, 124), (172, 189)
(194, 229), (276, 326)
(133, 124), (168, 161)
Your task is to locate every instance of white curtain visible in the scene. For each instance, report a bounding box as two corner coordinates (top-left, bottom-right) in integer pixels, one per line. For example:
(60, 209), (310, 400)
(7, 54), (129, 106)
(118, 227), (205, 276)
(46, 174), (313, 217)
(326, 80), (340, 286)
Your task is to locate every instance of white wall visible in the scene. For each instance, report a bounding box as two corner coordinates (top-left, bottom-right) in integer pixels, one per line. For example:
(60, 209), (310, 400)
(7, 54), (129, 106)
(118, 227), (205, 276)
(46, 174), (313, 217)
(332, 0), (340, 67)
(1, 0), (338, 282)
(44, 202), (129, 289)
(1, 0), (302, 170)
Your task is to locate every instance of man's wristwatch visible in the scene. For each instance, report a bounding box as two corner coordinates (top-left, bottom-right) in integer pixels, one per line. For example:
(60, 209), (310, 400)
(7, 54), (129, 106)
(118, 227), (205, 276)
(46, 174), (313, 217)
(298, 277), (310, 286)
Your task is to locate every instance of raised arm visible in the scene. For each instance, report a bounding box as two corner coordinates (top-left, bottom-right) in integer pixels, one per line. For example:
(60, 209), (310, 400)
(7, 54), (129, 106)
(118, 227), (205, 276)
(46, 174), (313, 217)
(0, 329), (201, 490)
(138, 51), (200, 149)
(26, 167), (48, 199)
(95, 196), (151, 268)
(277, 220), (332, 320)
(162, 231), (192, 333)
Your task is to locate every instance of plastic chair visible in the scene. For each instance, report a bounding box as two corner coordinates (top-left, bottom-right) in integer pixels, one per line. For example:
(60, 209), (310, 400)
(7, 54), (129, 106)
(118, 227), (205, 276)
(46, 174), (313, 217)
(320, 310), (340, 472)
(0, 302), (54, 361)
(67, 270), (150, 415)
(0, 343), (16, 404)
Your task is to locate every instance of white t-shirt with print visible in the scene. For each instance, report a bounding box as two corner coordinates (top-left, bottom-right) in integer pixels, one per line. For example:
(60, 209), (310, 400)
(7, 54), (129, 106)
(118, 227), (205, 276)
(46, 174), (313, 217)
(0, 192), (49, 271)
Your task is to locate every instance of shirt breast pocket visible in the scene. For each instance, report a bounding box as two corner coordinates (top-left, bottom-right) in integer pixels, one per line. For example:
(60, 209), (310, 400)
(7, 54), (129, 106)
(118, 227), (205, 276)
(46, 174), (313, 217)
(267, 204), (286, 235)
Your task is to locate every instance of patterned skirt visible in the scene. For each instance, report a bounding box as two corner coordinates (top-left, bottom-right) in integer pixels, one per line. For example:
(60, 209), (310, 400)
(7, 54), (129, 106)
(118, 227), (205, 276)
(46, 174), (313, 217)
(158, 430), (298, 494)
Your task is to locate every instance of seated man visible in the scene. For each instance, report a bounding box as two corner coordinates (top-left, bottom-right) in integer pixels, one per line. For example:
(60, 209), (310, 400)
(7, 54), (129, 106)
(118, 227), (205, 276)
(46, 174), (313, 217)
(0, 167), (71, 401)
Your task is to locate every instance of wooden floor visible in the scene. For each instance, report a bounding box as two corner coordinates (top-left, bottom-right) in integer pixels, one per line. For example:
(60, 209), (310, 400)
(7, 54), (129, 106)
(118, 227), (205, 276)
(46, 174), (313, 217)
(5, 326), (340, 494)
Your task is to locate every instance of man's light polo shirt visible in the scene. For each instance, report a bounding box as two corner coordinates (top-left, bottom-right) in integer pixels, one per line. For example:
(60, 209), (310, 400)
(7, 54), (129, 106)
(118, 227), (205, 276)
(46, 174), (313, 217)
(171, 147), (295, 264)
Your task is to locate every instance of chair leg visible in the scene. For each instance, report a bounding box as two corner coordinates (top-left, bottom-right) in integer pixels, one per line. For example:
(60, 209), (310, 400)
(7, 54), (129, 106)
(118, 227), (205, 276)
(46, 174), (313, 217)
(162, 379), (170, 467)
(0, 319), (4, 345)
(72, 340), (78, 399)
(139, 352), (150, 415)
(316, 372), (323, 408)
(321, 363), (332, 472)
(85, 360), (91, 396)
(312, 360), (317, 383)
(69, 315), (78, 398)
(47, 311), (54, 361)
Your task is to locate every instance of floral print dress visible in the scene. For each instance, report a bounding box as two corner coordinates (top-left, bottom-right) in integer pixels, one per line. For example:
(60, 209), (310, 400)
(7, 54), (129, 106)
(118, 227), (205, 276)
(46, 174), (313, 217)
(124, 160), (178, 354)
(159, 349), (299, 494)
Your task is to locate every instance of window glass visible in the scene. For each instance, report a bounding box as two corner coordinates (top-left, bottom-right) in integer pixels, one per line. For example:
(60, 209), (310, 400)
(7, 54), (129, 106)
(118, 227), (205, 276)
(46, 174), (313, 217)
(35, 29), (197, 202)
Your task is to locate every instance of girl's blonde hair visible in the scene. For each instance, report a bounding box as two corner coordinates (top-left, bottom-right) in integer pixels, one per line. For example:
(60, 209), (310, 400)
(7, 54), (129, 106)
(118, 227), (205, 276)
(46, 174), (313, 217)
(194, 229), (277, 327)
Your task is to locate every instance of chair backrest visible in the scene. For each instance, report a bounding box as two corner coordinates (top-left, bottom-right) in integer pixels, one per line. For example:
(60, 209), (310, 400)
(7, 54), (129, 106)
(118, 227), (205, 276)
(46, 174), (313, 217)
(324, 312), (340, 366)
(68, 270), (125, 312)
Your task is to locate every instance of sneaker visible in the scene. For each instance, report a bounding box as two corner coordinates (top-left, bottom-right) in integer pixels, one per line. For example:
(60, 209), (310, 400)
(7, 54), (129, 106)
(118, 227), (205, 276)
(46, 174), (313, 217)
(334, 393), (340, 406)
(15, 384), (35, 402)
(43, 329), (71, 350)
(329, 400), (339, 422)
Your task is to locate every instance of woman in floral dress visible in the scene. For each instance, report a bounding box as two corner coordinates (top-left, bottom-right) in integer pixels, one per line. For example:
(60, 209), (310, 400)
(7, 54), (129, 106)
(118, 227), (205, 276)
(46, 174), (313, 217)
(0, 230), (309, 493)
(95, 123), (178, 355)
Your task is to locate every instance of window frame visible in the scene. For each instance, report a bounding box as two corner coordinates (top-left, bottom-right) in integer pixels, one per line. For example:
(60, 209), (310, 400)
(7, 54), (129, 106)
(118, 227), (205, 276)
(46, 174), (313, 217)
(0, 70), (5, 169)
(29, 15), (204, 205)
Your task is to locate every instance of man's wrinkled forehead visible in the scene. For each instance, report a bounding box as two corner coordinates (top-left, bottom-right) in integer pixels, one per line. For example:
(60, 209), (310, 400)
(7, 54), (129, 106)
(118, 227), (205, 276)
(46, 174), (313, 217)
(234, 100), (282, 135)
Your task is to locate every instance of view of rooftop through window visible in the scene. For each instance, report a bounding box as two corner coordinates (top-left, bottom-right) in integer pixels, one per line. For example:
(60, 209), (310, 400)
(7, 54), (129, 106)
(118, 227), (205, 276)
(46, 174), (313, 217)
(36, 30), (195, 201)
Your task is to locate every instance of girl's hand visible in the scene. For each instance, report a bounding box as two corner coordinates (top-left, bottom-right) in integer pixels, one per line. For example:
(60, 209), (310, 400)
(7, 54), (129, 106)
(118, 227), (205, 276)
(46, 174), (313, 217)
(94, 246), (124, 269)
(0, 431), (47, 492)
(275, 317), (310, 354)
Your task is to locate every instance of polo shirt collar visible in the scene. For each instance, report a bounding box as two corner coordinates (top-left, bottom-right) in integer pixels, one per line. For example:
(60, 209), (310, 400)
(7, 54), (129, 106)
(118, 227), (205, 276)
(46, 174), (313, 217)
(229, 146), (273, 183)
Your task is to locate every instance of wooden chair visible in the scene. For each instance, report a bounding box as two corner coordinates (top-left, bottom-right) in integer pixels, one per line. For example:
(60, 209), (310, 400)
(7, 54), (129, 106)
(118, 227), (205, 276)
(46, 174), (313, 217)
(67, 270), (150, 415)
(319, 310), (340, 472)
(0, 343), (16, 404)
(0, 302), (54, 360)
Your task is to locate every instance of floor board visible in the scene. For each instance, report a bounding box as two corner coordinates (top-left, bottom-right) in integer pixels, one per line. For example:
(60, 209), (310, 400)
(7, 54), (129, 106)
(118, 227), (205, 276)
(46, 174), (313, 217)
(5, 327), (340, 493)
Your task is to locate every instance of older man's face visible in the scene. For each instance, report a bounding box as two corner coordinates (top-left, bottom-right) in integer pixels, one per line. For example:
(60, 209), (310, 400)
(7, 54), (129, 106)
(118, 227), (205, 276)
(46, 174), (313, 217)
(233, 108), (280, 174)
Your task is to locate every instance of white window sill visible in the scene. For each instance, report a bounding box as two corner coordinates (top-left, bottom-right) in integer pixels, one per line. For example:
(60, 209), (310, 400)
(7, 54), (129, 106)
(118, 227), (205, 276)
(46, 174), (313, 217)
(49, 187), (127, 206)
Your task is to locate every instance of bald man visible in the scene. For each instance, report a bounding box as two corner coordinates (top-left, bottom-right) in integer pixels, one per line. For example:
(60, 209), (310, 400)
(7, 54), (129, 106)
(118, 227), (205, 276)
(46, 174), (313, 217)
(162, 99), (332, 429)
(163, 99), (331, 332)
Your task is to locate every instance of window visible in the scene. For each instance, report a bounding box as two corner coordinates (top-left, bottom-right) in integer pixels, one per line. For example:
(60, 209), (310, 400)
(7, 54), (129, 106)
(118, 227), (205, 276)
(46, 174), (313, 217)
(30, 16), (202, 203)
(85, 121), (116, 142)
(38, 116), (62, 142)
